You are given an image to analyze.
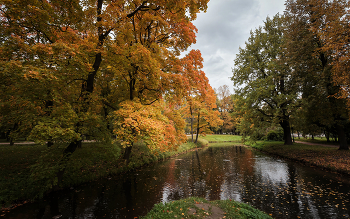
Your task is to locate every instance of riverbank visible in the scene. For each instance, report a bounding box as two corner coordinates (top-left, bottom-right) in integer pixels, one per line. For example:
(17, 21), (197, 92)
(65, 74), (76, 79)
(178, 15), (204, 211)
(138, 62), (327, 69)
(141, 197), (273, 219)
(246, 140), (350, 175)
(0, 138), (208, 209)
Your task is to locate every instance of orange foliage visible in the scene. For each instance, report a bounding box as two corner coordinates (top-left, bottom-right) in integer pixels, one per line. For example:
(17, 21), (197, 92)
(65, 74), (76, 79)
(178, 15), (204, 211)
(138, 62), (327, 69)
(308, 0), (350, 113)
(112, 100), (186, 151)
(0, 0), (210, 152)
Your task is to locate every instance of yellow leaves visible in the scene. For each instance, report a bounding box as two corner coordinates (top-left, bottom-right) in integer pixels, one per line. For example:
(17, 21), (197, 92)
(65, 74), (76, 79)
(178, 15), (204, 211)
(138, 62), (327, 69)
(112, 99), (182, 151)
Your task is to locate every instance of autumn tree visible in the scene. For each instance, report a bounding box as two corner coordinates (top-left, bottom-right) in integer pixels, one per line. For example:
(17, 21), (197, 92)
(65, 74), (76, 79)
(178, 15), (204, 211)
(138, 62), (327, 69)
(215, 85), (234, 134)
(284, 0), (349, 150)
(310, 0), (350, 112)
(0, 0), (210, 189)
(231, 14), (299, 145)
(183, 84), (223, 143)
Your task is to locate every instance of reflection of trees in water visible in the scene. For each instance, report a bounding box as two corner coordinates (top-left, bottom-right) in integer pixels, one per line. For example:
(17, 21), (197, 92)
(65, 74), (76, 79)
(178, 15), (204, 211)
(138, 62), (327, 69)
(14, 146), (350, 219)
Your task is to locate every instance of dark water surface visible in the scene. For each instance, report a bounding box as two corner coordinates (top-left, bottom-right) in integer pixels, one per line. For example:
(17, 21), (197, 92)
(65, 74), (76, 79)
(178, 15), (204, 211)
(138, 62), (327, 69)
(4, 145), (350, 219)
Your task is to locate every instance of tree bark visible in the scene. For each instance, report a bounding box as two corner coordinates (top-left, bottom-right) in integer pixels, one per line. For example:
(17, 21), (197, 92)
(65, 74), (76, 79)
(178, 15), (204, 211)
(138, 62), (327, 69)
(280, 119), (293, 145)
(190, 106), (194, 142)
(195, 112), (200, 143)
(53, 140), (81, 190)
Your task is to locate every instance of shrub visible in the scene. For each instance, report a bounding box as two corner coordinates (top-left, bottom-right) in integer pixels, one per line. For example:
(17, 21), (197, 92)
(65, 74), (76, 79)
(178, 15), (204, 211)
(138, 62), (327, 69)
(265, 128), (284, 141)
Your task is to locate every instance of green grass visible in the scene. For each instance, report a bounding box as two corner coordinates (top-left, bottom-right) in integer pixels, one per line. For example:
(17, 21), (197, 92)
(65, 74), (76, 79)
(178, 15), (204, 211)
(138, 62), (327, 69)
(141, 197), (272, 219)
(200, 134), (242, 142)
(207, 142), (243, 147)
(0, 139), (202, 208)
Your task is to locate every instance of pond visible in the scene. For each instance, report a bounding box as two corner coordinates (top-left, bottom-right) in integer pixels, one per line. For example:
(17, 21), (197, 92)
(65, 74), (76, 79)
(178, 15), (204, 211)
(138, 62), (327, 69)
(4, 145), (350, 219)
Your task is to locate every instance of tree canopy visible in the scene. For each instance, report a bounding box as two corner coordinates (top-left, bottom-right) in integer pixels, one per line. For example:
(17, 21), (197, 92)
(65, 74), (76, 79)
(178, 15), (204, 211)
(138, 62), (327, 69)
(232, 14), (299, 145)
(0, 0), (214, 188)
(231, 1), (349, 149)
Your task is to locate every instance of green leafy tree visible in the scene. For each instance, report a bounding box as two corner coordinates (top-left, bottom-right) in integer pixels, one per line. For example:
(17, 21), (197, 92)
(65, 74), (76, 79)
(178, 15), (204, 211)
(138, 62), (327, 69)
(231, 14), (299, 145)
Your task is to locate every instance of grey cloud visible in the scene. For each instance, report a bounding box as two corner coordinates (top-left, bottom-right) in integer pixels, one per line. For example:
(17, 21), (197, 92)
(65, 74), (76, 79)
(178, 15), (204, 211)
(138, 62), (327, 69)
(187, 0), (286, 90)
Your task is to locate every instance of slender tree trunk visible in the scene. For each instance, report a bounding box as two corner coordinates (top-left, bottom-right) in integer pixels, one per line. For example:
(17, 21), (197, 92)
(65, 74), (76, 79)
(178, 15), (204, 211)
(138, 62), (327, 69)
(123, 77), (136, 163)
(195, 112), (200, 143)
(280, 119), (293, 145)
(190, 106), (194, 142)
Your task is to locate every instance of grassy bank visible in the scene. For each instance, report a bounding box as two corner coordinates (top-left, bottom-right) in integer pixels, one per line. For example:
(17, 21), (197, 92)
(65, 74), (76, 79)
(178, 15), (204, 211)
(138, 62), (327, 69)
(0, 139), (203, 208)
(247, 140), (350, 175)
(201, 134), (242, 142)
(141, 197), (272, 219)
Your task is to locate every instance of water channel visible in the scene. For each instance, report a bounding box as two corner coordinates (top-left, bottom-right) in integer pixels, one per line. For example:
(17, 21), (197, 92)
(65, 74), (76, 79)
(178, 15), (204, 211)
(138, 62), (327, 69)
(4, 144), (350, 219)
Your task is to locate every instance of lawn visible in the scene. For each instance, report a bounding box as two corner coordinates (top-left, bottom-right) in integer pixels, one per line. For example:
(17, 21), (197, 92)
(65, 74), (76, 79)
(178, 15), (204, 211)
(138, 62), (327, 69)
(200, 134), (242, 142)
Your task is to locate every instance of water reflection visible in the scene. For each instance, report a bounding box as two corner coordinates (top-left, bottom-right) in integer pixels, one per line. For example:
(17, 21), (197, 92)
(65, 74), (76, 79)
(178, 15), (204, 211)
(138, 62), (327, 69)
(4, 146), (350, 219)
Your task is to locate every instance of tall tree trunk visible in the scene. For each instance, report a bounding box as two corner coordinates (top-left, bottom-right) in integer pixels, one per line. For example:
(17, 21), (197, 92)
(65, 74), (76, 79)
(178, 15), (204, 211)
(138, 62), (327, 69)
(123, 77), (136, 163)
(337, 124), (348, 150)
(190, 106), (194, 142)
(195, 112), (200, 143)
(280, 119), (293, 145)
(54, 140), (81, 190)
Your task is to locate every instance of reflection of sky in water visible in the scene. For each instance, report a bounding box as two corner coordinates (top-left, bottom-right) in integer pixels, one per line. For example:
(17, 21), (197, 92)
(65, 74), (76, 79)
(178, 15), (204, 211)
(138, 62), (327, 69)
(254, 157), (289, 184)
(220, 180), (242, 202)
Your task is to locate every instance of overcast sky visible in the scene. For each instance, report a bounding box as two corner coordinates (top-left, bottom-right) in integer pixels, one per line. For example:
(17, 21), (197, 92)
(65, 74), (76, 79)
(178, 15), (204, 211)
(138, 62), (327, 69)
(188, 0), (286, 93)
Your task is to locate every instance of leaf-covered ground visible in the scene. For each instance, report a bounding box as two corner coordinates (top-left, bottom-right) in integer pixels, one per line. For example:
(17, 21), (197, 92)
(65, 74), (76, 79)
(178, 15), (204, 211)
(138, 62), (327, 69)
(248, 140), (350, 175)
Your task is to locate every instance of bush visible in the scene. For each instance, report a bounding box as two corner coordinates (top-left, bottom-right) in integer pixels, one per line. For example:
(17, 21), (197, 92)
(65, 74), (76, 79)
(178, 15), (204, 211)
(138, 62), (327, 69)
(265, 128), (284, 141)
